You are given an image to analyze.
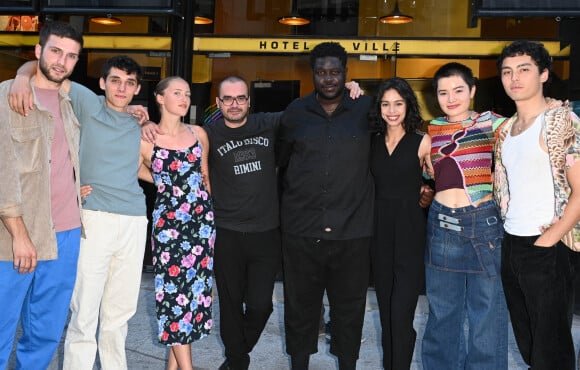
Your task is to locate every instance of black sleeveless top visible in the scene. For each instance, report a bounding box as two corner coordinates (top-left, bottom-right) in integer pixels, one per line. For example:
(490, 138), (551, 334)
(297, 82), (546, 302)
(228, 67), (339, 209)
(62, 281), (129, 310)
(370, 131), (423, 201)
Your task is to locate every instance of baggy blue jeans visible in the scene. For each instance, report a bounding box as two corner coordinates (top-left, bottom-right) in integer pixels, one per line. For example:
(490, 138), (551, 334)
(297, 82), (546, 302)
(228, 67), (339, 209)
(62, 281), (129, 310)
(422, 200), (508, 370)
(0, 228), (81, 370)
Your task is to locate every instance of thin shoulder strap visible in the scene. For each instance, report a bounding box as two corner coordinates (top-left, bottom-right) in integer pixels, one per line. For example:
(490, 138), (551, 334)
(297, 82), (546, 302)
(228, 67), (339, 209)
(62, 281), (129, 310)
(186, 124), (198, 142)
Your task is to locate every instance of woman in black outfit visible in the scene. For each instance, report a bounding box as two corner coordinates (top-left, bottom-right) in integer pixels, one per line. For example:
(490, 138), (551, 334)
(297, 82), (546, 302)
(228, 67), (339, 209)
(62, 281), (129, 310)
(370, 77), (432, 370)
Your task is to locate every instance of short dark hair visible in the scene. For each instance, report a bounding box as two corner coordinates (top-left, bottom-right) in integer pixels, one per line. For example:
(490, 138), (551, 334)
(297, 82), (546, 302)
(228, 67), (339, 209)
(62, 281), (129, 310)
(309, 42), (347, 70)
(217, 75), (248, 96)
(100, 55), (143, 84)
(39, 21), (83, 49)
(372, 77), (423, 134)
(496, 40), (552, 82)
(432, 62), (476, 92)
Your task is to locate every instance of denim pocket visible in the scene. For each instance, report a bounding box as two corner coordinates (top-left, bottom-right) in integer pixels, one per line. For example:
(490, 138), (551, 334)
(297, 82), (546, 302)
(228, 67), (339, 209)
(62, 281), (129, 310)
(474, 229), (504, 278)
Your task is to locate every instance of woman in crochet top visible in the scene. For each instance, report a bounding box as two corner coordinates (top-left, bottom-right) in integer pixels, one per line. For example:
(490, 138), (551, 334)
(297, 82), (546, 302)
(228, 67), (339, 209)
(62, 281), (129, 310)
(421, 62), (509, 370)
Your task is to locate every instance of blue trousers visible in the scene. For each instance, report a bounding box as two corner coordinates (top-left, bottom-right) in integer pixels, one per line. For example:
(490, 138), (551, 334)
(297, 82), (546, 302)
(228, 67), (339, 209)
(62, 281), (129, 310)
(0, 228), (81, 370)
(422, 200), (508, 370)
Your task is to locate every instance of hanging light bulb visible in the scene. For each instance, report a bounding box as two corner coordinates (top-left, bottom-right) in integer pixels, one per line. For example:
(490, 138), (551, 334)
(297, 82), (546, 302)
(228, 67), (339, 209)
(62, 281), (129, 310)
(380, 0), (413, 24)
(90, 14), (122, 26)
(194, 16), (213, 25)
(279, 0), (310, 26)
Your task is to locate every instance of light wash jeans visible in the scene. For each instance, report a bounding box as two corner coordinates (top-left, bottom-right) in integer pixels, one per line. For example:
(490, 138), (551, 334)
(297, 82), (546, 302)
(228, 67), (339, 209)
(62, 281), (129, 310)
(422, 200), (508, 370)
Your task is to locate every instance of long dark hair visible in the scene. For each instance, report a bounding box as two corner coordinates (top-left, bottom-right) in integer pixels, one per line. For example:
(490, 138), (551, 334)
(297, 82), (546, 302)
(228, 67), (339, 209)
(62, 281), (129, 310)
(371, 77), (423, 135)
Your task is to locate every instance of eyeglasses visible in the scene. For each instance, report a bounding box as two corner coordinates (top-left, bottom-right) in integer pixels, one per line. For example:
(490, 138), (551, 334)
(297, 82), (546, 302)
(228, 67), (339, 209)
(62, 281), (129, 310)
(218, 95), (248, 106)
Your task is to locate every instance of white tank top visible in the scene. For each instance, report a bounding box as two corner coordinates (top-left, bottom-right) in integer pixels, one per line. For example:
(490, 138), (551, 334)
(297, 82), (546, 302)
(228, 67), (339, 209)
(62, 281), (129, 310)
(502, 113), (555, 236)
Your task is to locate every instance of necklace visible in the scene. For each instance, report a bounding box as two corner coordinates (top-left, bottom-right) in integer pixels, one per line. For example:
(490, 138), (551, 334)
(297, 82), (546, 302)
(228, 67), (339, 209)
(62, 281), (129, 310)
(513, 113), (542, 134)
(514, 121), (529, 133)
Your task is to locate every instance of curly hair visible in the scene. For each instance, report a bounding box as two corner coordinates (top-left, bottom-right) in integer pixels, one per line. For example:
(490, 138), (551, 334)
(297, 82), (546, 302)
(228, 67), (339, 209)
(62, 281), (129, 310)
(309, 42), (347, 70)
(496, 40), (552, 83)
(371, 77), (423, 135)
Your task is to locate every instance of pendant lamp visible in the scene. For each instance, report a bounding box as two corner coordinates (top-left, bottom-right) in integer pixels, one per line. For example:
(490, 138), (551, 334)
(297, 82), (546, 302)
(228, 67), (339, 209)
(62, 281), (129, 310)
(380, 0), (413, 24)
(90, 14), (122, 26)
(194, 16), (213, 25)
(279, 0), (310, 26)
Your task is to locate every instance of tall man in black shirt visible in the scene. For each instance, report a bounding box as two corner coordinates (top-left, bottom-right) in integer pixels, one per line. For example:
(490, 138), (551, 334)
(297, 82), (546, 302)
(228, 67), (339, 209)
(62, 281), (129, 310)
(205, 76), (283, 370)
(276, 42), (374, 370)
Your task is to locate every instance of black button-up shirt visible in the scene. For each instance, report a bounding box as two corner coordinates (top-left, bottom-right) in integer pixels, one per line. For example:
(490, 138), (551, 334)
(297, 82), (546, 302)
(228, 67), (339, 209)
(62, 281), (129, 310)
(276, 92), (375, 240)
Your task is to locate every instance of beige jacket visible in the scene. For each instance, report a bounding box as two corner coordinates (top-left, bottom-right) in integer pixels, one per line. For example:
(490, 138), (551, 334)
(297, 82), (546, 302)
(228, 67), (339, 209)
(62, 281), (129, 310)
(0, 78), (82, 261)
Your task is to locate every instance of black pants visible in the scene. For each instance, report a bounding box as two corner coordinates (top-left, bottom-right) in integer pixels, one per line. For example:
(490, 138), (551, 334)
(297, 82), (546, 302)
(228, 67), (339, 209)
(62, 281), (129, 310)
(282, 233), (370, 363)
(214, 227), (282, 361)
(371, 199), (425, 370)
(501, 233), (577, 370)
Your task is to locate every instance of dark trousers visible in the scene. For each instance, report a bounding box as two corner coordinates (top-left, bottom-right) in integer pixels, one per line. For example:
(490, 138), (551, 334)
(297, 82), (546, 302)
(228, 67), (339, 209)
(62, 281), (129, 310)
(501, 232), (577, 370)
(214, 227), (282, 362)
(371, 235), (424, 369)
(372, 198), (425, 370)
(282, 233), (370, 363)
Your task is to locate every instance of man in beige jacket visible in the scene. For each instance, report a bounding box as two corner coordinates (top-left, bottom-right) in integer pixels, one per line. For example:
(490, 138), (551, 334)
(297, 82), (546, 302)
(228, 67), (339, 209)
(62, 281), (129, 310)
(0, 21), (84, 370)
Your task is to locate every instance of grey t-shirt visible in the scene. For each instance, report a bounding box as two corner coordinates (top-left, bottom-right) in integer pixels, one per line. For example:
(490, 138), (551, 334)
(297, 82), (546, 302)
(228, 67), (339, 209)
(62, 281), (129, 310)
(70, 82), (145, 216)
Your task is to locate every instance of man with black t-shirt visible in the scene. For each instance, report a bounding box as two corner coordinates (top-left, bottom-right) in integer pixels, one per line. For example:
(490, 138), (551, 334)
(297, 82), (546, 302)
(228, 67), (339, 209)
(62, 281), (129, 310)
(205, 76), (282, 370)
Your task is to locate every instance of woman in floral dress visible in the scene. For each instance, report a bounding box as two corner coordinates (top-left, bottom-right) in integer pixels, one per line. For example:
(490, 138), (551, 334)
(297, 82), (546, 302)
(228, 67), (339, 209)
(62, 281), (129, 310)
(140, 76), (215, 370)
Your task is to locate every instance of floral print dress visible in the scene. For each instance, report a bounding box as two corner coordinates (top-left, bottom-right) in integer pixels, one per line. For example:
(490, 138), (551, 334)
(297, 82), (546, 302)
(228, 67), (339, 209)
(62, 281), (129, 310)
(151, 140), (215, 346)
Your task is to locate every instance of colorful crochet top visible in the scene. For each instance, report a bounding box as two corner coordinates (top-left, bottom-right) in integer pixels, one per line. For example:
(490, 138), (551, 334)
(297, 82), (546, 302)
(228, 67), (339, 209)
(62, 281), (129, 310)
(429, 111), (507, 207)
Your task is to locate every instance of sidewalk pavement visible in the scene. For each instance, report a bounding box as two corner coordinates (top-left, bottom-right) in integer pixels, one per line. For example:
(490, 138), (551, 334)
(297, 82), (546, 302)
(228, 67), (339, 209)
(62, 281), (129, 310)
(12, 271), (580, 369)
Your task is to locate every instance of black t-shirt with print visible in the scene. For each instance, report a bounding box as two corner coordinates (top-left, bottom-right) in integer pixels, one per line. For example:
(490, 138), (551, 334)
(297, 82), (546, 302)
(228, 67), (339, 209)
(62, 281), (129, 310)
(204, 112), (281, 232)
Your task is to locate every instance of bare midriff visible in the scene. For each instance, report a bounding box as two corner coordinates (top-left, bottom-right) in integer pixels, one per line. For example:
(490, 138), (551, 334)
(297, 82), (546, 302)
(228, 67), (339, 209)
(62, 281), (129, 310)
(434, 188), (471, 208)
